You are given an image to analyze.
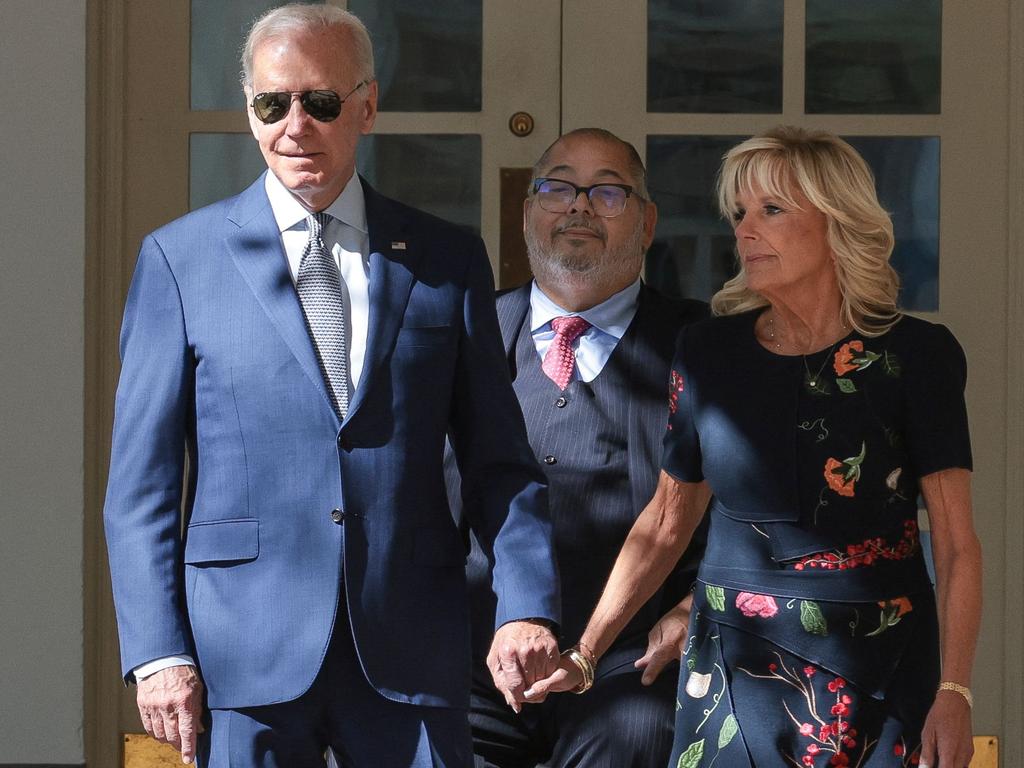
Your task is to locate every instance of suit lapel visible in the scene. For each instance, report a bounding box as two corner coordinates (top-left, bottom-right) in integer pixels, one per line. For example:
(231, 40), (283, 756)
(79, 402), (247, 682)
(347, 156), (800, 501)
(496, 284), (531, 378)
(623, 287), (670, 513)
(344, 179), (420, 422)
(224, 176), (338, 419)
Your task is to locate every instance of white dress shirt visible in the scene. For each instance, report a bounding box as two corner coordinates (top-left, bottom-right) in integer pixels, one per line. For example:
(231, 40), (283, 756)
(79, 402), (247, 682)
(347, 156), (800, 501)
(132, 171), (371, 682)
(266, 170), (371, 391)
(529, 278), (641, 382)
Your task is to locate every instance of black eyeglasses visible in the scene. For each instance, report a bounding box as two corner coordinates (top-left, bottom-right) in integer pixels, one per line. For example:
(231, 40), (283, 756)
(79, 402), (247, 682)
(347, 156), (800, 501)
(250, 80), (369, 125)
(530, 177), (641, 218)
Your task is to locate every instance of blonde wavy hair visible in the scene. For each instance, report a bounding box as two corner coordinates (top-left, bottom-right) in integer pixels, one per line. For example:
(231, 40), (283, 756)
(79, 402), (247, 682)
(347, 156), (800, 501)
(711, 126), (900, 336)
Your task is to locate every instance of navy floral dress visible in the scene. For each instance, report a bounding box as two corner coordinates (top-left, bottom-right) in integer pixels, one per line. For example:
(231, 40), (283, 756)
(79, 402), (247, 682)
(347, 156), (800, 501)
(662, 311), (971, 768)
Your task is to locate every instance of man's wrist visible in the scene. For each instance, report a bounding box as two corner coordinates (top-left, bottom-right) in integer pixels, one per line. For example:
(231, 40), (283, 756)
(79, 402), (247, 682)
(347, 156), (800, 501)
(133, 655), (196, 682)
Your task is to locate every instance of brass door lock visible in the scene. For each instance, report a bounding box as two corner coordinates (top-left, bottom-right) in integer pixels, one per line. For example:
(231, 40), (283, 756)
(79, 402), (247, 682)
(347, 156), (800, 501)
(508, 111), (535, 137)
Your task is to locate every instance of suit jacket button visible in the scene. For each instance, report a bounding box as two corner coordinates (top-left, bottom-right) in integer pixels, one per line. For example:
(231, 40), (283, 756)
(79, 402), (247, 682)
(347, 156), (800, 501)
(331, 508), (344, 523)
(555, 396), (568, 408)
(544, 455), (557, 465)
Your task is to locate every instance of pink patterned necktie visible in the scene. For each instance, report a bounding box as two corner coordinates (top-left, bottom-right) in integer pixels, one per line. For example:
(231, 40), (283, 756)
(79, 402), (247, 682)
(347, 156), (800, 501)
(542, 315), (591, 390)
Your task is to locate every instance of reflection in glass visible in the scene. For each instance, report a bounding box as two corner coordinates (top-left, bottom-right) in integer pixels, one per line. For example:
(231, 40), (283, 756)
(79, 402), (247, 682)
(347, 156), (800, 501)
(806, 0), (941, 114)
(352, 0), (482, 112)
(188, 132), (481, 233)
(845, 136), (940, 311)
(647, 0), (783, 114)
(191, 0), (321, 111)
(357, 134), (481, 233)
(645, 136), (740, 301)
(189, 133), (266, 210)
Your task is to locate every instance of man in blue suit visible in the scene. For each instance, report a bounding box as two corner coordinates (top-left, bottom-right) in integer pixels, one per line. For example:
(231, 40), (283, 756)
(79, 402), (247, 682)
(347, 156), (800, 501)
(451, 129), (708, 767)
(103, 6), (559, 767)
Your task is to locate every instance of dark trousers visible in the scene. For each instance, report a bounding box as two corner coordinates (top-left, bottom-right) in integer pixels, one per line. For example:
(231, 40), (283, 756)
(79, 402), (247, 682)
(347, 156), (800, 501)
(469, 658), (677, 768)
(196, 606), (472, 768)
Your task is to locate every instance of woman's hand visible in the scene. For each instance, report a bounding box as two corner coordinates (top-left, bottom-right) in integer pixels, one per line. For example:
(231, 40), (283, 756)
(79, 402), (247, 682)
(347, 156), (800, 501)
(918, 689), (973, 768)
(634, 593), (692, 685)
(522, 654), (583, 703)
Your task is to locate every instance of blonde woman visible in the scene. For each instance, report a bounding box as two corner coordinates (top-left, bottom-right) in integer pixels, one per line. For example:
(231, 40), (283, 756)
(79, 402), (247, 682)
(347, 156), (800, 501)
(528, 127), (981, 768)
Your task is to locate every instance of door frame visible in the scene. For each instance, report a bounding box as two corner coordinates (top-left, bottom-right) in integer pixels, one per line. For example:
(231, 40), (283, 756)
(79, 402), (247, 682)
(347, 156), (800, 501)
(1003, 1), (1024, 765)
(84, 1), (1024, 765)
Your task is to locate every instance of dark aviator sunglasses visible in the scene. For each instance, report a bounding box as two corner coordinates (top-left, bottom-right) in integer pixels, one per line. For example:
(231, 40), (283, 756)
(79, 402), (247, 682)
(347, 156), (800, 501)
(250, 80), (370, 125)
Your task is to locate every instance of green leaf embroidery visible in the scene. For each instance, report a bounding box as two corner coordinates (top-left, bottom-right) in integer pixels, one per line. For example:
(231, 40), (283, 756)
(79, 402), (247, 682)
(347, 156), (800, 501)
(677, 739), (705, 768)
(687, 657), (697, 671)
(866, 605), (902, 636)
(851, 350), (881, 370)
(718, 714), (738, 748)
(882, 350), (902, 377)
(705, 584), (726, 612)
(844, 441), (867, 467)
(836, 377), (858, 394)
(800, 600), (829, 636)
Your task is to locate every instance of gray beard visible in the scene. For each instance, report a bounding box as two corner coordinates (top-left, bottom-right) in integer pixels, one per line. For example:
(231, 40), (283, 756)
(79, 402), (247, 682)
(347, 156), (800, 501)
(525, 219), (646, 291)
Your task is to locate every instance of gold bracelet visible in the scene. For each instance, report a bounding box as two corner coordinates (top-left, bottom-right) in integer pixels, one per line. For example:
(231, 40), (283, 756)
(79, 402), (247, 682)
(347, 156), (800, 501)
(577, 640), (597, 666)
(562, 646), (595, 694)
(937, 681), (973, 708)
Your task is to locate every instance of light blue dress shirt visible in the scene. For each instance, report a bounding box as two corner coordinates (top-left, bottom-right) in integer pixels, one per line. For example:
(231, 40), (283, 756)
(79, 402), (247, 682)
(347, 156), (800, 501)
(529, 278), (642, 383)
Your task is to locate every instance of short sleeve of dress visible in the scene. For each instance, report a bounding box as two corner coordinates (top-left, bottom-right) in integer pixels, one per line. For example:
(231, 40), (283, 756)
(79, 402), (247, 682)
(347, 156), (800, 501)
(902, 321), (973, 477)
(661, 325), (704, 482)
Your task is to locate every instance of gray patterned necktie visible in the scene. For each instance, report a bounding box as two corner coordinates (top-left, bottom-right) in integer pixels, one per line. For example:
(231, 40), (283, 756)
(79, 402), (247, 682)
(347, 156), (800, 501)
(296, 212), (349, 418)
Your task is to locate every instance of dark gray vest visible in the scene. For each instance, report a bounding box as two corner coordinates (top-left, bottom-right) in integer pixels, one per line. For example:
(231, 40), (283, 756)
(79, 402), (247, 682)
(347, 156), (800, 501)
(506, 318), (645, 646)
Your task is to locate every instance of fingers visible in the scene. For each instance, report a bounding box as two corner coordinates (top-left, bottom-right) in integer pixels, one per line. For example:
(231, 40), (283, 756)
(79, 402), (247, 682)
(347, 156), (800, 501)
(524, 665), (573, 700)
(136, 666), (204, 764)
(178, 708), (200, 764)
(919, 693), (973, 768)
(637, 645), (673, 686)
(487, 621), (559, 711)
(497, 647), (527, 713)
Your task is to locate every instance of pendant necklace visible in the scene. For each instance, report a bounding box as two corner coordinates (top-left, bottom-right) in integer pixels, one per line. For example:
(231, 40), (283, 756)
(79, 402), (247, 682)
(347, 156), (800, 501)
(767, 315), (838, 394)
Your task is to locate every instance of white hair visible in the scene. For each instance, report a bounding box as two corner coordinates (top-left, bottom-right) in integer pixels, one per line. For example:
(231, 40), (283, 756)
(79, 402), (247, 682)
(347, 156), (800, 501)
(241, 3), (374, 87)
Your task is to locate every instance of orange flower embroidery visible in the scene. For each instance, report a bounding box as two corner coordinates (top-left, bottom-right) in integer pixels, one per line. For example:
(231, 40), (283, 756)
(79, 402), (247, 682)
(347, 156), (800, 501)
(868, 595), (915, 636)
(834, 340), (864, 376)
(824, 443), (866, 498)
(824, 458), (856, 497)
(878, 596), (914, 618)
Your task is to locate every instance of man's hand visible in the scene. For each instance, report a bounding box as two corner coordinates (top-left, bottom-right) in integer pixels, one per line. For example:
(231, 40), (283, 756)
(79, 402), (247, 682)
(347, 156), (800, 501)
(136, 665), (205, 764)
(634, 594), (692, 685)
(486, 619), (559, 712)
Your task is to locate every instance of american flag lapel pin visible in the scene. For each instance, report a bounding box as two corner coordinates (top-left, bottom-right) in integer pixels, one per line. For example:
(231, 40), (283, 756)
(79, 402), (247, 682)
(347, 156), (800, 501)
(391, 241), (407, 250)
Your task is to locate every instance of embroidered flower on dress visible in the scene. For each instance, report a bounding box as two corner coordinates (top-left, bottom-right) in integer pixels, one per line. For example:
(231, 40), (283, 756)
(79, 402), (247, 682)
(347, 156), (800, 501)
(833, 340), (882, 378)
(823, 442), (866, 498)
(735, 592), (779, 618)
(792, 520), (920, 571)
(667, 370), (685, 430)
(834, 341), (863, 376)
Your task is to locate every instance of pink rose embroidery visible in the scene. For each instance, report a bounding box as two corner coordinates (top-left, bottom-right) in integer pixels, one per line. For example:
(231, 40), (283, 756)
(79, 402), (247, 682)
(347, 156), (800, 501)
(735, 592), (779, 618)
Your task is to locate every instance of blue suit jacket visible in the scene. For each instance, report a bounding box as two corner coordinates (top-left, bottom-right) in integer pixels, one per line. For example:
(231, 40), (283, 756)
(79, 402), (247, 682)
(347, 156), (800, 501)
(103, 175), (559, 710)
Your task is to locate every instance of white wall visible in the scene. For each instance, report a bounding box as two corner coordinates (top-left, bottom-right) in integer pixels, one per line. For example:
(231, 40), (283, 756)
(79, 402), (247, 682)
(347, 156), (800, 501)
(0, 0), (86, 762)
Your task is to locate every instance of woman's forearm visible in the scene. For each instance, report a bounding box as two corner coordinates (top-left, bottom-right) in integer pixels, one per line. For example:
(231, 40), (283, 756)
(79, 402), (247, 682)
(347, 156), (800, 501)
(922, 469), (982, 688)
(580, 472), (709, 660)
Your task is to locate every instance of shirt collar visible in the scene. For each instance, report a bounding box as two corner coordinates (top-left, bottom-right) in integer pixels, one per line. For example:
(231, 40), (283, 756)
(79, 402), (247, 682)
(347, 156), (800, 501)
(264, 170), (368, 234)
(529, 278), (641, 340)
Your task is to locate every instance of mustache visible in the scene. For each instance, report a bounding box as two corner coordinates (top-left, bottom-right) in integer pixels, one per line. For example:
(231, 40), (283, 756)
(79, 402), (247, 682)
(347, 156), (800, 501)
(555, 217), (604, 238)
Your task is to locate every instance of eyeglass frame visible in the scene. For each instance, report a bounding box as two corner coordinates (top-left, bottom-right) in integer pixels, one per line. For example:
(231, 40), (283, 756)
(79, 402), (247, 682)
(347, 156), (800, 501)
(529, 177), (646, 218)
(250, 79), (371, 125)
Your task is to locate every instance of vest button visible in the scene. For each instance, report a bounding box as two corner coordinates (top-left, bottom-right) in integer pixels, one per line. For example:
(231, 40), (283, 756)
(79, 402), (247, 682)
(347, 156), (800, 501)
(555, 396), (568, 408)
(543, 455), (557, 465)
(331, 508), (344, 523)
